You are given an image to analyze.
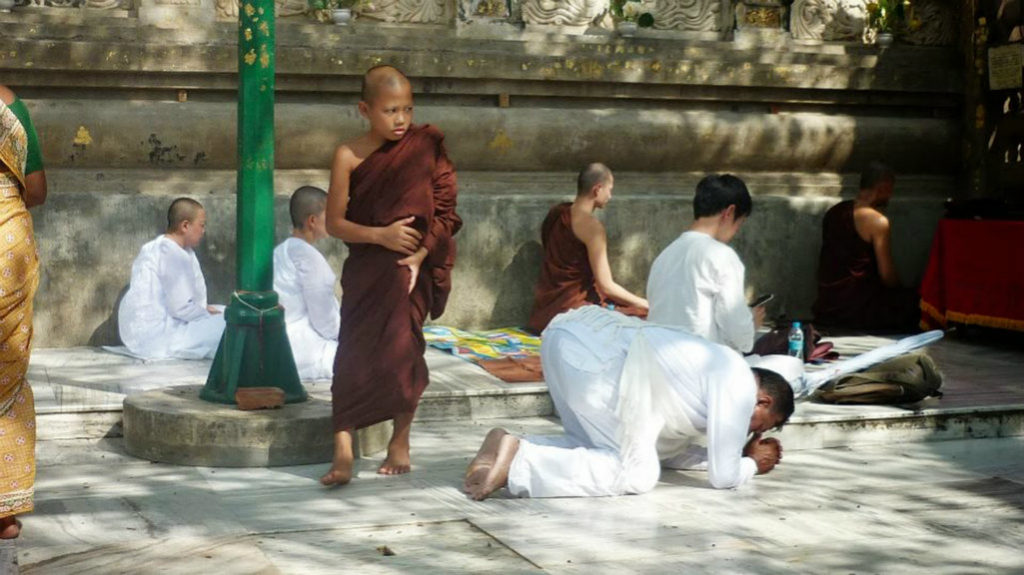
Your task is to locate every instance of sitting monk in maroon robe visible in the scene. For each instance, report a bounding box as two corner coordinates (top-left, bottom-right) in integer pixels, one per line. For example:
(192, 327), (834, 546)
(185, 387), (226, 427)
(321, 66), (461, 486)
(527, 163), (648, 333)
(813, 162), (919, 331)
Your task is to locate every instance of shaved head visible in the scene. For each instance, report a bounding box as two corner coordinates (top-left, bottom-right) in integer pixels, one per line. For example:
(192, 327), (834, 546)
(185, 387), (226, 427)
(360, 65), (411, 103)
(577, 163), (613, 196)
(290, 186), (327, 229)
(167, 197), (204, 232)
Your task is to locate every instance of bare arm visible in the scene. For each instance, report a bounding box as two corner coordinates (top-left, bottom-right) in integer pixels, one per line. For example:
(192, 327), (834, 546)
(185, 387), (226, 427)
(868, 213), (901, 288)
(577, 217), (649, 311)
(23, 170), (46, 208)
(325, 145), (420, 254)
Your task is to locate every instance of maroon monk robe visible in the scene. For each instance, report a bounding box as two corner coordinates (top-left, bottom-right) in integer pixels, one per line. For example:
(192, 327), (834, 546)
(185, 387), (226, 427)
(812, 200), (918, 331)
(332, 124), (461, 431)
(527, 203), (644, 333)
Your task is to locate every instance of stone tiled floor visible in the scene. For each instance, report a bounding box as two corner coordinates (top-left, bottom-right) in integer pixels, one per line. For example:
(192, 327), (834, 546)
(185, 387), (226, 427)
(15, 419), (1024, 574)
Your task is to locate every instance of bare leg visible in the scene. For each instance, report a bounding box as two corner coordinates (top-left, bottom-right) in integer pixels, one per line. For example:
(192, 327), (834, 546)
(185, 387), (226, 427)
(467, 434), (520, 501)
(0, 516), (21, 539)
(320, 429), (354, 486)
(463, 428), (507, 493)
(378, 412), (414, 475)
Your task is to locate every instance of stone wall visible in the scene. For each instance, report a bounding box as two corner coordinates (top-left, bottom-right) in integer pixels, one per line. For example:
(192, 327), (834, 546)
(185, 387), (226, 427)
(0, 7), (963, 347)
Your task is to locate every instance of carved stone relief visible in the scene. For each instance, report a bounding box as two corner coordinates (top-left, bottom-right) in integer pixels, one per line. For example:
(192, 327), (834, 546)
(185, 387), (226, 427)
(16, 0), (129, 8)
(357, 0), (450, 23)
(902, 0), (956, 46)
(650, 0), (718, 31)
(790, 0), (866, 41)
(791, 0), (955, 45)
(521, 0), (607, 27)
(216, 0), (307, 20)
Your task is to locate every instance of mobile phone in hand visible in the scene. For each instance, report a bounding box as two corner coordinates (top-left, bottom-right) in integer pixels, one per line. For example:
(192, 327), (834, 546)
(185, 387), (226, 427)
(750, 293), (774, 308)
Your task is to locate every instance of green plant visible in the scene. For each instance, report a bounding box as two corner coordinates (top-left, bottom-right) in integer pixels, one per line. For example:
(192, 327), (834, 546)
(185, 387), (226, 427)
(866, 0), (918, 34)
(309, 0), (356, 10)
(611, 0), (654, 27)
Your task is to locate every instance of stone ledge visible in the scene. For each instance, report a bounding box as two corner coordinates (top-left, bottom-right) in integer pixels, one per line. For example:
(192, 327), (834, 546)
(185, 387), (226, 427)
(0, 20), (960, 94)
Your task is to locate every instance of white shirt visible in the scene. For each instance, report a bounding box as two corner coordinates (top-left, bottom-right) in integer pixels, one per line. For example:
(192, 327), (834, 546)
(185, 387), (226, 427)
(118, 235), (223, 359)
(646, 231), (755, 353)
(273, 237), (340, 380)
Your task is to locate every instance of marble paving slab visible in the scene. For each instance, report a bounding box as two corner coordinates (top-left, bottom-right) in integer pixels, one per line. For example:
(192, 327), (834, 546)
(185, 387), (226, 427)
(14, 417), (1024, 574)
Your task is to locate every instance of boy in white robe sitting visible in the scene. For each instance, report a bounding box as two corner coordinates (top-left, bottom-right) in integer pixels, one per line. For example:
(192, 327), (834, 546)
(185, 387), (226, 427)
(118, 197), (225, 360)
(273, 186), (340, 381)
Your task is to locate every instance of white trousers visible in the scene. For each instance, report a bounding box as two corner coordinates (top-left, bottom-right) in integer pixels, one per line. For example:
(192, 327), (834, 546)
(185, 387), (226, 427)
(506, 329), (661, 498)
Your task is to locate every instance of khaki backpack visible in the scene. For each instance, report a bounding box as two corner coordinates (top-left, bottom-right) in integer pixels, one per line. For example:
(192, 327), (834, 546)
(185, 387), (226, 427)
(814, 352), (944, 405)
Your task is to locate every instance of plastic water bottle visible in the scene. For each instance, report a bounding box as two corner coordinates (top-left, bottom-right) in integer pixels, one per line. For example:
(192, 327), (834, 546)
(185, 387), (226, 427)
(788, 321), (805, 361)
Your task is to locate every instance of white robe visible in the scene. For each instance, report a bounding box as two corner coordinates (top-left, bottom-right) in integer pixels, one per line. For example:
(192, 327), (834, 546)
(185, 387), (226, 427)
(507, 306), (758, 498)
(646, 230), (755, 353)
(273, 237), (340, 381)
(118, 235), (225, 360)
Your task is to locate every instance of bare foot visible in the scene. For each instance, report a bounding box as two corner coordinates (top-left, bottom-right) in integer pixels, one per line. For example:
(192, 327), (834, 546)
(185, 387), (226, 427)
(378, 443), (411, 475)
(378, 413), (414, 476)
(0, 517), (21, 540)
(467, 434), (519, 501)
(320, 430), (354, 487)
(463, 428), (507, 493)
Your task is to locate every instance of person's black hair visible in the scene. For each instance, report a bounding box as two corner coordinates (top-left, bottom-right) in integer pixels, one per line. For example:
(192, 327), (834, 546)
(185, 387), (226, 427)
(167, 197), (203, 232)
(859, 161), (895, 191)
(576, 163), (613, 196)
(693, 174), (752, 220)
(752, 367), (795, 429)
(289, 186), (328, 229)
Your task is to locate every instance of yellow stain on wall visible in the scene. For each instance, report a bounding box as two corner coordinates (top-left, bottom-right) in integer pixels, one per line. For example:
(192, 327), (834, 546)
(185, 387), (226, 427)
(244, 28), (253, 41)
(244, 49), (257, 65)
(259, 21), (269, 36)
(73, 126), (92, 147)
(244, 3), (255, 16)
(487, 129), (514, 155)
(260, 45), (270, 69)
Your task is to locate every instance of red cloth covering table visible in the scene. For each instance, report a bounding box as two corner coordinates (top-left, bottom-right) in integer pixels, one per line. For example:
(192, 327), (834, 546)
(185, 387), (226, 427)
(920, 219), (1024, 332)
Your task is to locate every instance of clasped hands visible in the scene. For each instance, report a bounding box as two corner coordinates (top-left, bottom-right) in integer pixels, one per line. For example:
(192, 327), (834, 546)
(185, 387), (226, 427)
(379, 216), (427, 295)
(744, 433), (782, 475)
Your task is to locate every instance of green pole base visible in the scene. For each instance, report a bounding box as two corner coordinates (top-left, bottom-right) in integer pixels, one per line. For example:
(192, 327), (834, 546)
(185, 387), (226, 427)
(200, 291), (307, 405)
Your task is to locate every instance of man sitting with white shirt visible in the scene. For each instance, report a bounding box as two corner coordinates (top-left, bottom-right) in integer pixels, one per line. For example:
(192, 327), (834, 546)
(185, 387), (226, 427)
(646, 174), (765, 353)
(463, 306), (793, 500)
(273, 186), (340, 381)
(118, 197), (225, 360)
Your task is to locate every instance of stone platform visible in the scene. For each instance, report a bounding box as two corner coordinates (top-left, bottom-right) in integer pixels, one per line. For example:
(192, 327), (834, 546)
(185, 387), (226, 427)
(26, 332), (1024, 462)
(123, 385), (334, 467)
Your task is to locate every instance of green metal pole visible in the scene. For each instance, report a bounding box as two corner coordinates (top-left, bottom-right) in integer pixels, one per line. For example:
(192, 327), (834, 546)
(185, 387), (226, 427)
(236, 0), (275, 290)
(201, 0), (305, 404)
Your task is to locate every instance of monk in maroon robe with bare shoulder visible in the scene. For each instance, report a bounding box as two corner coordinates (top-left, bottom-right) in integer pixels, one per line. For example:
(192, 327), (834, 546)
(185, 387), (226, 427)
(813, 162), (918, 331)
(527, 164), (648, 333)
(321, 66), (461, 486)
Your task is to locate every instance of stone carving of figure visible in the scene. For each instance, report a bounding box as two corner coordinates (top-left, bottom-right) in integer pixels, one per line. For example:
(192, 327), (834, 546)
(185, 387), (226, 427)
(791, 0), (867, 41)
(522, 0), (608, 27)
(651, 0), (718, 31)
(358, 0), (449, 23)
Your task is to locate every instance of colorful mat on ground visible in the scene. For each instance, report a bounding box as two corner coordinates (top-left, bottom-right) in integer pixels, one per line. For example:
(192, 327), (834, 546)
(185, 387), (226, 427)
(424, 326), (544, 382)
(424, 326), (541, 361)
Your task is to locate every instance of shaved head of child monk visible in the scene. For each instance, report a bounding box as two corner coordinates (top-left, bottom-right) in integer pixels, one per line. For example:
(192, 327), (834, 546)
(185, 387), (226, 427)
(320, 65), (462, 486)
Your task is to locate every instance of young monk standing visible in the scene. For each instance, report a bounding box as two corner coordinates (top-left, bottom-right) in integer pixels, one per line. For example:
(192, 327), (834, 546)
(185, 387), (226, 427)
(320, 66), (462, 485)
